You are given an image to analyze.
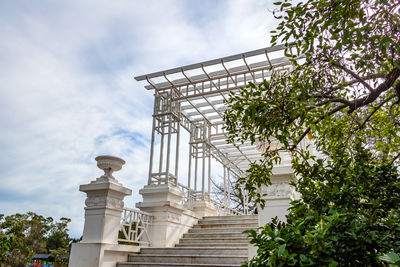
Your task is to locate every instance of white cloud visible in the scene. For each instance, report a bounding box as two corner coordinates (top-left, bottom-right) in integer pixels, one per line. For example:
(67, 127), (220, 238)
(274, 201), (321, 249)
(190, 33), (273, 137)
(0, 0), (277, 237)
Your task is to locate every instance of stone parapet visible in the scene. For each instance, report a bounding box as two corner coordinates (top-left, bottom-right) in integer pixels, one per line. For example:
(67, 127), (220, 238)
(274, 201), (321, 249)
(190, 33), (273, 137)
(69, 156), (132, 267)
(136, 183), (202, 247)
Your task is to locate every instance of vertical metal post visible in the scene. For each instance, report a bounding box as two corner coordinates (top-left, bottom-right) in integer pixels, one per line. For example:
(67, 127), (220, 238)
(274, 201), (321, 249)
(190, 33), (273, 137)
(147, 94), (157, 185)
(194, 146), (198, 191)
(187, 143), (192, 189)
(165, 101), (173, 184)
(207, 150), (211, 197)
(158, 127), (164, 179)
(174, 124), (180, 186)
(227, 168), (231, 207)
(202, 142), (205, 200)
(173, 90), (180, 186)
(244, 187), (249, 215)
(207, 125), (211, 197)
(223, 166), (227, 205)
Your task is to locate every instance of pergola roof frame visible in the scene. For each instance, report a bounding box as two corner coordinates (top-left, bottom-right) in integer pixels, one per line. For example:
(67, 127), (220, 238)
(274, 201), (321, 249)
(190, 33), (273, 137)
(135, 44), (292, 202)
(135, 44), (286, 81)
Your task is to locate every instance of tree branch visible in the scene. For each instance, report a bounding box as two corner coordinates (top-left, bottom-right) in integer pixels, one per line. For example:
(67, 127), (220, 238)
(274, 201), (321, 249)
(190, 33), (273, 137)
(291, 103), (348, 150)
(358, 94), (396, 130)
(316, 73), (386, 96)
(332, 62), (374, 92)
(394, 78), (400, 98)
(348, 66), (400, 112)
(390, 151), (400, 165)
(389, 97), (400, 127)
(290, 127), (311, 151)
(286, 68), (399, 151)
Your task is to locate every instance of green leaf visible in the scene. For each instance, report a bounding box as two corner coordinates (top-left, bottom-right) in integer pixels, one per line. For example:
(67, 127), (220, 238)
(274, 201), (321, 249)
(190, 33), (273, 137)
(277, 244), (286, 257)
(379, 252), (400, 264)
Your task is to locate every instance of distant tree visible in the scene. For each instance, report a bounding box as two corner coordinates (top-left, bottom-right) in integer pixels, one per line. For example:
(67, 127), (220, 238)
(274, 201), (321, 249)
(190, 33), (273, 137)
(0, 212), (71, 267)
(47, 217), (71, 266)
(0, 215), (9, 263)
(211, 176), (256, 214)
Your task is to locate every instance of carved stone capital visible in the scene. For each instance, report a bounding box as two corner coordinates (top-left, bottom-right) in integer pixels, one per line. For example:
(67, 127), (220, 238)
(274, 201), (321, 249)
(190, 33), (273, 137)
(85, 195), (124, 210)
(264, 183), (293, 198)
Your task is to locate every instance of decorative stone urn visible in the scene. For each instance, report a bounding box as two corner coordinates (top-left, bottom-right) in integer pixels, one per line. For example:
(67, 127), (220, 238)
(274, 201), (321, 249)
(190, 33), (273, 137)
(92, 155), (125, 185)
(69, 155), (135, 267)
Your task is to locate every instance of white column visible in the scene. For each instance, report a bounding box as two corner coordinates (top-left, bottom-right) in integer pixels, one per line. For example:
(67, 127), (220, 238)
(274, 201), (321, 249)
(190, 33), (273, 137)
(249, 165), (296, 261)
(259, 165), (295, 224)
(69, 156), (138, 267)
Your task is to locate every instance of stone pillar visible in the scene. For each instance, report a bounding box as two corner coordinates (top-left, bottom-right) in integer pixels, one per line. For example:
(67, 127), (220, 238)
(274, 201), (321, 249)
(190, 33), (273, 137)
(136, 183), (200, 247)
(69, 156), (138, 267)
(259, 165), (295, 224)
(249, 165), (296, 261)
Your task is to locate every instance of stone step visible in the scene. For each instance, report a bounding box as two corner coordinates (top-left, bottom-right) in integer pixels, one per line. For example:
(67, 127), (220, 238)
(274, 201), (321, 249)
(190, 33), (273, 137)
(179, 238), (249, 244)
(198, 218), (257, 225)
(127, 254), (246, 264)
(139, 247), (247, 256)
(117, 215), (255, 267)
(194, 222), (258, 229)
(189, 226), (253, 234)
(118, 262), (242, 267)
(204, 215), (257, 220)
(183, 232), (247, 239)
(175, 242), (248, 248)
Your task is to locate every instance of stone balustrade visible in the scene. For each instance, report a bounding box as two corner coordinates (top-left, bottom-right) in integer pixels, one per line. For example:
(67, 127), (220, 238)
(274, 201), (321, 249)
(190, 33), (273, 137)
(68, 155), (295, 267)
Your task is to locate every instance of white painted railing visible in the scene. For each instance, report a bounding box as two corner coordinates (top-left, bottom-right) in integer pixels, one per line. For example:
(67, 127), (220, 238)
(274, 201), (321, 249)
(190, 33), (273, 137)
(119, 184), (245, 247)
(210, 198), (244, 216)
(119, 207), (153, 246)
(118, 186), (246, 247)
(240, 184), (250, 215)
(177, 182), (247, 215)
(177, 183), (195, 209)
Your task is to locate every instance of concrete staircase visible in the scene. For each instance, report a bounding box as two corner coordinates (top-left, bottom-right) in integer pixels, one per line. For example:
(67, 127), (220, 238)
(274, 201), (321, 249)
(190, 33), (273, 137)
(117, 214), (258, 267)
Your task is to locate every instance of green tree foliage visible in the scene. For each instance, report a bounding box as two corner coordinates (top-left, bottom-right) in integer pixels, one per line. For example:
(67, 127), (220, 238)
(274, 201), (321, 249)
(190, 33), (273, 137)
(0, 212), (72, 267)
(246, 146), (400, 266)
(0, 215), (9, 263)
(225, 0), (400, 201)
(223, 0), (400, 265)
(47, 217), (71, 266)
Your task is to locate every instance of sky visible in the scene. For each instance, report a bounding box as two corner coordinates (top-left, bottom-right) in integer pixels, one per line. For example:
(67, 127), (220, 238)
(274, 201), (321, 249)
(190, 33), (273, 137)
(0, 0), (279, 237)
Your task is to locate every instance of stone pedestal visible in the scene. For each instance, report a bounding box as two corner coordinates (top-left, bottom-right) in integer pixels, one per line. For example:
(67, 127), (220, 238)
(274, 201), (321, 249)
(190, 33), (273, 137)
(259, 165), (295, 224)
(79, 181), (131, 244)
(249, 165), (296, 260)
(69, 156), (134, 267)
(136, 184), (199, 247)
(70, 243), (139, 267)
(193, 199), (217, 218)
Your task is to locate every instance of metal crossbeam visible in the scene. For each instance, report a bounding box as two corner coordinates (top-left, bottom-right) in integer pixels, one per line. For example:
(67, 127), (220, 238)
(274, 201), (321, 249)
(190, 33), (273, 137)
(135, 44), (286, 81)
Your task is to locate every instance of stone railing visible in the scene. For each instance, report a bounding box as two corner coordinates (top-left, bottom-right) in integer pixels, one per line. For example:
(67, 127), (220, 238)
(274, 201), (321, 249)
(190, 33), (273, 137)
(69, 154), (297, 266)
(119, 207), (153, 246)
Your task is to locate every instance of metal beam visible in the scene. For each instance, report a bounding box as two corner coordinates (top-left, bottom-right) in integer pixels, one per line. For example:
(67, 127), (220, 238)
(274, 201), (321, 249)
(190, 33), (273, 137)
(135, 44), (286, 81)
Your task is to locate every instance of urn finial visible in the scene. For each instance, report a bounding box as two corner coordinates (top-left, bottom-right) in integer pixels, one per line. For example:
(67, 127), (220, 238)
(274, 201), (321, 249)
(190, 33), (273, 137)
(93, 155), (125, 184)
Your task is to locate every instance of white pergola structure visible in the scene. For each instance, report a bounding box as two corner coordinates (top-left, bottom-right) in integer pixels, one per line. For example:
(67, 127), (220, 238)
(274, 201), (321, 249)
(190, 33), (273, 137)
(69, 46), (298, 264)
(135, 44), (292, 207)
